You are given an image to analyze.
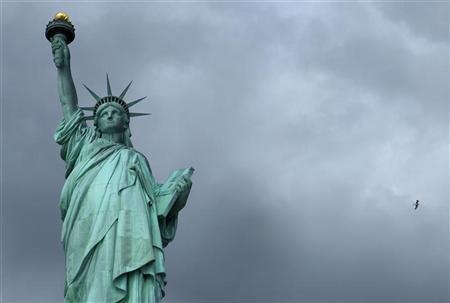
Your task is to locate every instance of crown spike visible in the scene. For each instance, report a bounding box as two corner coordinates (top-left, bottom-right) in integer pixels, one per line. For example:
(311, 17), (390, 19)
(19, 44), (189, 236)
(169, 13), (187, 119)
(129, 112), (151, 117)
(119, 80), (133, 99)
(127, 96), (147, 108)
(80, 106), (95, 111)
(106, 73), (112, 96)
(83, 84), (101, 102)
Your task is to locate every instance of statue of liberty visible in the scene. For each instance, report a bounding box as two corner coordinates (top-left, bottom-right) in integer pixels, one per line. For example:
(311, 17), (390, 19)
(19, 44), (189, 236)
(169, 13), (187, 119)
(46, 13), (194, 303)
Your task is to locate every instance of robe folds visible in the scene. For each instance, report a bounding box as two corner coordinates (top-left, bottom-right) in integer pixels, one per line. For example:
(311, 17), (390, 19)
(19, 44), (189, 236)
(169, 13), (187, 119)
(55, 109), (182, 303)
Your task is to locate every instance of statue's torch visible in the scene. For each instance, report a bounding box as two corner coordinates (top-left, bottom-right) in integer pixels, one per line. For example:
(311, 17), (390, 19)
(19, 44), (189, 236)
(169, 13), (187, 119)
(45, 12), (75, 66)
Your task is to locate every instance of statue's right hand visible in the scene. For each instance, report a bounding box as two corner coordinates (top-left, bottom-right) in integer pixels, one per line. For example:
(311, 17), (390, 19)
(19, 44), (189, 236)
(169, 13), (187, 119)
(51, 36), (70, 69)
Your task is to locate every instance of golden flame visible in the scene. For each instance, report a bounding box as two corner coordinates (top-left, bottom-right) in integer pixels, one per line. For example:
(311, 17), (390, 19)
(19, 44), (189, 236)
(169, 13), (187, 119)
(54, 12), (70, 22)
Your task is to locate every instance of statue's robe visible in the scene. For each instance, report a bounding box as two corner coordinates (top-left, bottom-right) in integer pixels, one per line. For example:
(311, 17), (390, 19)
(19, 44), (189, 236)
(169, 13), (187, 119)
(55, 109), (181, 303)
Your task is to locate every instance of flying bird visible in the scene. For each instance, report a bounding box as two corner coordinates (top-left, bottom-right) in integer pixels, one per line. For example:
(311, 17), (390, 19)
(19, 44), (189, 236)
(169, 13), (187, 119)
(413, 200), (419, 210)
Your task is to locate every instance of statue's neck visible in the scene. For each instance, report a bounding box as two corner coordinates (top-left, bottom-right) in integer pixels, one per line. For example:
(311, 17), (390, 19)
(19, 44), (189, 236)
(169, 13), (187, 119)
(100, 132), (125, 144)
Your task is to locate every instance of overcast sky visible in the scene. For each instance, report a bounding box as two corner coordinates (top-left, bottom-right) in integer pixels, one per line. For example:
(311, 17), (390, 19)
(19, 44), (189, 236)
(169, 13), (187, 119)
(1, 2), (449, 303)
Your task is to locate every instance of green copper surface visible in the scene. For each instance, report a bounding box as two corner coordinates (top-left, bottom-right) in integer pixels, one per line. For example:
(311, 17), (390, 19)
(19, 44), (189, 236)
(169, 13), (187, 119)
(47, 15), (193, 303)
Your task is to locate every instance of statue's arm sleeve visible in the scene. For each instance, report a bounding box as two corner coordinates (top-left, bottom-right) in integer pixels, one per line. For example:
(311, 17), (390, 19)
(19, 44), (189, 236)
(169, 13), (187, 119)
(54, 108), (95, 176)
(158, 211), (178, 248)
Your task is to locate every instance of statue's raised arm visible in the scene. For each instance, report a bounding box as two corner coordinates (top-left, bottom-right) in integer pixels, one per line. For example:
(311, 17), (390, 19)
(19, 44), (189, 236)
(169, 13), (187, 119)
(46, 13), (78, 121)
(51, 34), (78, 121)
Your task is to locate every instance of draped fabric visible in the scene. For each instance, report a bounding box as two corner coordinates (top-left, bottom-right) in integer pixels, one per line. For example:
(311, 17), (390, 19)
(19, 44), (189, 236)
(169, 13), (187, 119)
(55, 109), (180, 303)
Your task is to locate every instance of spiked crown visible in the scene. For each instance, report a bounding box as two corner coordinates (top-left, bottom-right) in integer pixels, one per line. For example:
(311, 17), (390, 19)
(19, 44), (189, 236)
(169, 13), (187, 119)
(81, 74), (150, 120)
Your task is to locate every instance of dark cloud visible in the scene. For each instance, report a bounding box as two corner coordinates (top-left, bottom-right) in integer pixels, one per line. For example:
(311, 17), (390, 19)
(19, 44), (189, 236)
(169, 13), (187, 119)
(374, 2), (449, 44)
(2, 2), (448, 303)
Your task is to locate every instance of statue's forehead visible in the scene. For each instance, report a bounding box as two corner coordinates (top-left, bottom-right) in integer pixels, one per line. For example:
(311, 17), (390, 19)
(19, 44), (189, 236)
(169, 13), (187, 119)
(96, 103), (126, 115)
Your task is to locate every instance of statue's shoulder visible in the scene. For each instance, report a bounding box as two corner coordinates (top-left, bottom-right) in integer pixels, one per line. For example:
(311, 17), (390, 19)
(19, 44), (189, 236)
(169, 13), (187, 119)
(128, 149), (154, 172)
(134, 149), (150, 161)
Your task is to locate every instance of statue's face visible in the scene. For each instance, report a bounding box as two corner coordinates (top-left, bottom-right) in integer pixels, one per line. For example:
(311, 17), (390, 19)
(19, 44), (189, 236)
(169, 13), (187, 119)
(96, 104), (128, 134)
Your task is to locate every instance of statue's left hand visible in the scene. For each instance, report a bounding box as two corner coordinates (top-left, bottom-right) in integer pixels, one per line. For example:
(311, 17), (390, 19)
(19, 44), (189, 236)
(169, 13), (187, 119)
(175, 176), (192, 193)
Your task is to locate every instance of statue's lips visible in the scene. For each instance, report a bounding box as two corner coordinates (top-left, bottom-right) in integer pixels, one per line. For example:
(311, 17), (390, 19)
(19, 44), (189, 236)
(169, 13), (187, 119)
(103, 121), (118, 126)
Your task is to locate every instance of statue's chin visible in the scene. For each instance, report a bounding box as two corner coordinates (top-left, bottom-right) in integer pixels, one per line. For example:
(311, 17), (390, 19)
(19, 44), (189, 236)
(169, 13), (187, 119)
(99, 127), (123, 135)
